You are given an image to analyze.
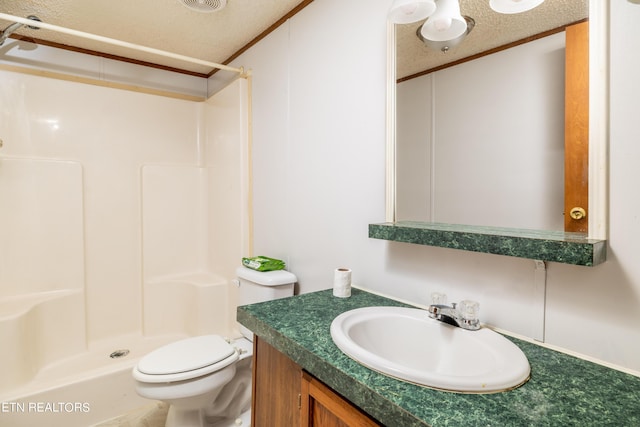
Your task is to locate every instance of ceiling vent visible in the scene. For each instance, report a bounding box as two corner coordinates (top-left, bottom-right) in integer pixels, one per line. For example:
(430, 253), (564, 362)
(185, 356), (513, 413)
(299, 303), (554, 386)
(178, 0), (227, 13)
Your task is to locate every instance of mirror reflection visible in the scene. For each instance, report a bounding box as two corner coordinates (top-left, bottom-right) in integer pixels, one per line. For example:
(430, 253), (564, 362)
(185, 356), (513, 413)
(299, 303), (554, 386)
(394, 0), (588, 232)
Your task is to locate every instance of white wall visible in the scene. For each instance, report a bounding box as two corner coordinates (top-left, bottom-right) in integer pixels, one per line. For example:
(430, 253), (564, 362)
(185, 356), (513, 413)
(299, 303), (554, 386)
(230, 0), (640, 372)
(396, 75), (432, 222)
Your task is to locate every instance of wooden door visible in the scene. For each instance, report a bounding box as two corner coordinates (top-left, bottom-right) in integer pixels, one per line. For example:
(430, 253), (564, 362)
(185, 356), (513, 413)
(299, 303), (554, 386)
(564, 20), (589, 232)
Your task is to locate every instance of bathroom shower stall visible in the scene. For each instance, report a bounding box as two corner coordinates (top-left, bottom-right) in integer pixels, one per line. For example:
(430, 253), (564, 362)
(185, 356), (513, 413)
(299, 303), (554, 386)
(0, 63), (250, 425)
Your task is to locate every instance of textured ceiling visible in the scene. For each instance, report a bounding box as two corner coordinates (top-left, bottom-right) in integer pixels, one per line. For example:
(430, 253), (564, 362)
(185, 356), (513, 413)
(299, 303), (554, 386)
(0, 0), (305, 75)
(397, 0), (588, 79)
(0, 0), (588, 78)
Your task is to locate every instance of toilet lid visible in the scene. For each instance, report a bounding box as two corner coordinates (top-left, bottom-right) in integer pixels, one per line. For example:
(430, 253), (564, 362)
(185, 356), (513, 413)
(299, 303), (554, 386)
(137, 335), (236, 375)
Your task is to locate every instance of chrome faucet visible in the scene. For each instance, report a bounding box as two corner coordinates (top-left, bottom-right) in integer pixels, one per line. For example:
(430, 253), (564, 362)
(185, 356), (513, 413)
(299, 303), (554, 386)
(428, 293), (481, 331)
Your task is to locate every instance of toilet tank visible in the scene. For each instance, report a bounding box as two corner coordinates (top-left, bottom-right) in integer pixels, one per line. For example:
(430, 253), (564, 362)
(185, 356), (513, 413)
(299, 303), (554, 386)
(236, 266), (296, 306)
(235, 266), (296, 341)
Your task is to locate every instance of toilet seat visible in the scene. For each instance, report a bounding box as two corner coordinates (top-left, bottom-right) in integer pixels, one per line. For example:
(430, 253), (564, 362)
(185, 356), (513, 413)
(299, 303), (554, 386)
(133, 335), (239, 383)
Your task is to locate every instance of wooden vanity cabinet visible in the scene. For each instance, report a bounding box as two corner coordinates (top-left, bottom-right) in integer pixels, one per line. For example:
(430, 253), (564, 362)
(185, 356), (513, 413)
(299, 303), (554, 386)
(252, 336), (382, 427)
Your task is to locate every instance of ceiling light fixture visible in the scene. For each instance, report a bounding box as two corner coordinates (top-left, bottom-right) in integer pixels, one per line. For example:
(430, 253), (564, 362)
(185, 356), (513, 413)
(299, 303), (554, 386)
(388, 0), (437, 24)
(418, 16), (474, 53)
(420, 0), (467, 42)
(490, 0), (545, 14)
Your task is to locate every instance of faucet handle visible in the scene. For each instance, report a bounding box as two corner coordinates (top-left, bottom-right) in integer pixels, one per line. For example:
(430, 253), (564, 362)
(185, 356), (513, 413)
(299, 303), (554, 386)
(458, 300), (480, 322)
(430, 292), (448, 305)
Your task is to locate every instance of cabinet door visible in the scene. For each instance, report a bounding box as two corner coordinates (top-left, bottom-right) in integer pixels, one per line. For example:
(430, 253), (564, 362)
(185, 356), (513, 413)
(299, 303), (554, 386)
(252, 336), (302, 427)
(300, 371), (381, 427)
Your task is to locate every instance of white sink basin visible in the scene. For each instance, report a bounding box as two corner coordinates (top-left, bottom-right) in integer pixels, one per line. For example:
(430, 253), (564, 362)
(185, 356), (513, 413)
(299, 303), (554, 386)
(330, 306), (530, 393)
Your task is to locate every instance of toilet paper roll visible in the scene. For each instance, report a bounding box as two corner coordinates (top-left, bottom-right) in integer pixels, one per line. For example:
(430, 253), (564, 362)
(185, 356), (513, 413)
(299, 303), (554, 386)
(333, 268), (352, 298)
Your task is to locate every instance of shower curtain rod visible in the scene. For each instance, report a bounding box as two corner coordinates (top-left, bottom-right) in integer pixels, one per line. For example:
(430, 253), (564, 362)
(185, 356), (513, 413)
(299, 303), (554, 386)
(0, 13), (243, 74)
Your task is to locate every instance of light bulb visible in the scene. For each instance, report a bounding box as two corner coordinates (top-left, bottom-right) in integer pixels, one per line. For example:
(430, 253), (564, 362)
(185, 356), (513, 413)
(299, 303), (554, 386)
(434, 17), (452, 31)
(401, 4), (419, 15)
(420, 0), (466, 42)
(388, 0), (437, 24)
(490, 0), (544, 14)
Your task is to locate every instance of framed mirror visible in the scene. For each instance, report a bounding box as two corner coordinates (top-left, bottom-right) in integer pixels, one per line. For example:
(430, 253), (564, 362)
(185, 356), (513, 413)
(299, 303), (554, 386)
(371, 0), (608, 266)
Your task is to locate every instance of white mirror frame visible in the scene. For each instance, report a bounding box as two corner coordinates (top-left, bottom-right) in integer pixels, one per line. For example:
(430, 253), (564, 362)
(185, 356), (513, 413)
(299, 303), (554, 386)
(385, 0), (609, 241)
(588, 0), (609, 240)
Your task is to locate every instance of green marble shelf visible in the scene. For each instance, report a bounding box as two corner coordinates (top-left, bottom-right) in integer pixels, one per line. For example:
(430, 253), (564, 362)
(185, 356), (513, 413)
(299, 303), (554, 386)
(369, 221), (607, 266)
(238, 288), (640, 427)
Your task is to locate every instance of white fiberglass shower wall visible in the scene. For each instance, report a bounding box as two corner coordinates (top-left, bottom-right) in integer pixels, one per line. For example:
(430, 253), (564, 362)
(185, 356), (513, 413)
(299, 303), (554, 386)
(0, 55), (249, 424)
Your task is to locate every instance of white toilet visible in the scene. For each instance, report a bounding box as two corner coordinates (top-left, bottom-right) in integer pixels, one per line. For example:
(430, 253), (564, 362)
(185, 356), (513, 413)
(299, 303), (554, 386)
(132, 266), (296, 427)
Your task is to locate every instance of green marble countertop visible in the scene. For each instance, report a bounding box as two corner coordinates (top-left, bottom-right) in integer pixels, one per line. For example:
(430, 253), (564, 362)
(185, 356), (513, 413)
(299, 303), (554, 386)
(237, 288), (640, 427)
(369, 222), (607, 266)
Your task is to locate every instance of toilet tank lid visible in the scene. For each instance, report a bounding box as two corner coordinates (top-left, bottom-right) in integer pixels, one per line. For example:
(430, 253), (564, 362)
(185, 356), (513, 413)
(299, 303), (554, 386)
(236, 266), (297, 286)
